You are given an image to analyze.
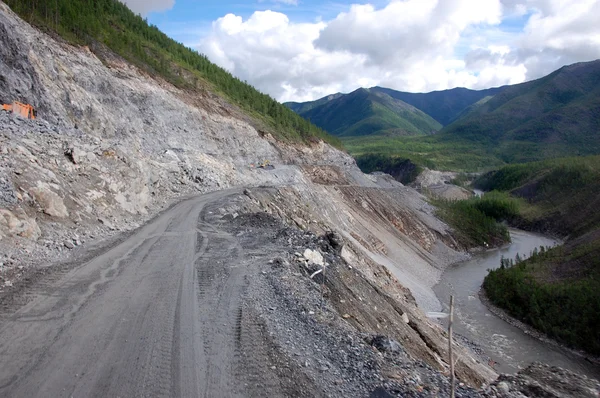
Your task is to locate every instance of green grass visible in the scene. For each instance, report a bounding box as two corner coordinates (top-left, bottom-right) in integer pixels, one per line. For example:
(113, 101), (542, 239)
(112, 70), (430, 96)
(432, 192), (516, 248)
(4, 0), (342, 149)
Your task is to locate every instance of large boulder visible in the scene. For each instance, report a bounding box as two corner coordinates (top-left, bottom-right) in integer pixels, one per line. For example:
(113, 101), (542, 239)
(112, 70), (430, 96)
(29, 186), (68, 218)
(0, 208), (41, 240)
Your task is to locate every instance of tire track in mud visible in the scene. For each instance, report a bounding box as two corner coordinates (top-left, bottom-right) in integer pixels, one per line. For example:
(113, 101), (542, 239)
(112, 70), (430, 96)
(194, 210), (246, 397)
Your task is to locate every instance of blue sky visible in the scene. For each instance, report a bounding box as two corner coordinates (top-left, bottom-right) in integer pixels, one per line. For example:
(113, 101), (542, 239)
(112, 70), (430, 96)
(123, 0), (600, 101)
(146, 1), (385, 47)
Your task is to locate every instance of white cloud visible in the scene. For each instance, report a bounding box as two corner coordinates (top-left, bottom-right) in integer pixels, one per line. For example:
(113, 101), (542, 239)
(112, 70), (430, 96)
(518, 0), (600, 78)
(121, 0), (175, 16)
(197, 0), (600, 102)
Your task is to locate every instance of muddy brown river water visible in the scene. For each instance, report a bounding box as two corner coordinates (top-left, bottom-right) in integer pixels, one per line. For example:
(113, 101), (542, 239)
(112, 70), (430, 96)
(434, 229), (600, 380)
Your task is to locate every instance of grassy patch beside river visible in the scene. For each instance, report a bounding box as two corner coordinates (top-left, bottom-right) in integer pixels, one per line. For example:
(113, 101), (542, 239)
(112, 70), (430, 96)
(433, 191), (517, 248)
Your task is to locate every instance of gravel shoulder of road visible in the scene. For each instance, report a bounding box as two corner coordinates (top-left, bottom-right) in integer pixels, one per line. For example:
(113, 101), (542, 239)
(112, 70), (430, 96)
(209, 193), (485, 397)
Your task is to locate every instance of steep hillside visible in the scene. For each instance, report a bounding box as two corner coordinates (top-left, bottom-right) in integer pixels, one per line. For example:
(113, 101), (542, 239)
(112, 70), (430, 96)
(1, 0), (341, 148)
(2, 1), (598, 394)
(371, 86), (505, 126)
(0, 0), (356, 278)
(294, 88), (442, 137)
(0, 2), (507, 393)
(439, 60), (600, 164)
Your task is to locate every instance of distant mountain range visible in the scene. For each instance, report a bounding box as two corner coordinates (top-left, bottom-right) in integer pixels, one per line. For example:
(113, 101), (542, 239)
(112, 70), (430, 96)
(285, 86), (500, 137)
(286, 59), (600, 171)
(369, 86), (505, 126)
(287, 88), (442, 137)
(441, 60), (600, 164)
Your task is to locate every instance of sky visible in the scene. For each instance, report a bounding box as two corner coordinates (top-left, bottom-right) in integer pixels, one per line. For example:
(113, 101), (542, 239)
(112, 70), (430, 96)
(121, 0), (600, 102)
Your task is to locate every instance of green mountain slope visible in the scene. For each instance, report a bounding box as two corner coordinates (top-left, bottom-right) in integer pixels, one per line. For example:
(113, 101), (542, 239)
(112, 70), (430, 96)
(371, 86), (505, 126)
(285, 93), (343, 114)
(475, 156), (600, 238)
(290, 88), (442, 138)
(3, 0), (341, 148)
(348, 60), (600, 172)
(476, 156), (600, 354)
(439, 60), (600, 164)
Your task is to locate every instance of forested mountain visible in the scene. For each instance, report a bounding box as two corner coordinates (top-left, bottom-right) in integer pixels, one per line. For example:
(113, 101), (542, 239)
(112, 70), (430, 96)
(370, 86), (505, 125)
(287, 88), (442, 138)
(311, 60), (600, 171)
(439, 60), (600, 164)
(286, 85), (504, 135)
(3, 0), (341, 148)
(285, 93), (343, 115)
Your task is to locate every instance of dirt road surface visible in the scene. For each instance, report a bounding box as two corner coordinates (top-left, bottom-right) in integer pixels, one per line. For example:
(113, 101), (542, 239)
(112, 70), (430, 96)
(0, 189), (293, 397)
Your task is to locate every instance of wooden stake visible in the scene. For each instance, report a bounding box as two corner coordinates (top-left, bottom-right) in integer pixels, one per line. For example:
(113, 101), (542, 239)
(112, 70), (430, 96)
(449, 295), (455, 398)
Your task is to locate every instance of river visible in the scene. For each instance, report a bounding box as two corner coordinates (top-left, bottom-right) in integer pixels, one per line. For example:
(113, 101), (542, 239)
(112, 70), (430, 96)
(434, 229), (600, 379)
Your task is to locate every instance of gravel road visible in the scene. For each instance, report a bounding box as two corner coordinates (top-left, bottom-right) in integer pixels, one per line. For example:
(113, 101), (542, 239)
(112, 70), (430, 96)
(0, 188), (279, 397)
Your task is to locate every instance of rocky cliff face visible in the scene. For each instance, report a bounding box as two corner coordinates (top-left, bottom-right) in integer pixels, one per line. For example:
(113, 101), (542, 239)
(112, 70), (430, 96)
(0, 1), (503, 389)
(0, 1), (354, 271)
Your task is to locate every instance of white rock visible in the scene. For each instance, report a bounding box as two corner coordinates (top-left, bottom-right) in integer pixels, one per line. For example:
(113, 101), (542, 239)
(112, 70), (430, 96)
(497, 381), (510, 395)
(29, 186), (68, 218)
(402, 313), (410, 324)
(303, 249), (324, 266)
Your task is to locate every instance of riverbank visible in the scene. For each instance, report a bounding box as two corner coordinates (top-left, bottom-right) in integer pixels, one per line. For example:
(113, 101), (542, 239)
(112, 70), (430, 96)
(434, 229), (600, 379)
(478, 288), (600, 369)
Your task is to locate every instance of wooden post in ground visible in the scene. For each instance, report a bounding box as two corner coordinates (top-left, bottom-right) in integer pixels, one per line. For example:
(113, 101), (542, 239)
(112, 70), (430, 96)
(449, 295), (455, 398)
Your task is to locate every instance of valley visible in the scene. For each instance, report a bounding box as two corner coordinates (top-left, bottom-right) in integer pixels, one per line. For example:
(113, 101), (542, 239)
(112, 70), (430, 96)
(289, 60), (600, 173)
(0, 0), (598, 397)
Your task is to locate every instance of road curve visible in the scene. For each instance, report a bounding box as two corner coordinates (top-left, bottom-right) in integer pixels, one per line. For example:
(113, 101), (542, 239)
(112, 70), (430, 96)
(0, 189), (258, 397)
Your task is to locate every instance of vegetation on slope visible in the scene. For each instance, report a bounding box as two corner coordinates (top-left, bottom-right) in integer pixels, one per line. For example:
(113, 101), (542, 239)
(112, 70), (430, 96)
(355, 154), (422, 184)
(433, 191), (516, 248)
(290, 88), (442, 138)
(338, 61), (600, 172)
(474, 156), (600, 237)
(479, 156), (600, 355)
(343, 135), (504, 171)
(371, 86), (505, 126)
(285, 93), (343, 114)
(419, 60), (600, 169)
(4, 0), (342, 148)
(484, 238), (600, 355)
